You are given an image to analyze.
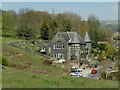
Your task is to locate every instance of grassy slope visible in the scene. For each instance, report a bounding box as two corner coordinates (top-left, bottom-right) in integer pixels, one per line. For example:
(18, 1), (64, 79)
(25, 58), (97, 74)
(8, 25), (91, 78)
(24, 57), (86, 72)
(0, 37), (2, 89)
(2, 37), (119, 88)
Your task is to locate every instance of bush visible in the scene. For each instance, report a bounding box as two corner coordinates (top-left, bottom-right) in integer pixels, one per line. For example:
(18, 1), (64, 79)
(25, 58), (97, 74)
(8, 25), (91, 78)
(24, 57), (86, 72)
(43, 60), (52, 65)
(2, 57), (8, 66)
(100, 72), (107, 79)
(110, 72), (118, 80)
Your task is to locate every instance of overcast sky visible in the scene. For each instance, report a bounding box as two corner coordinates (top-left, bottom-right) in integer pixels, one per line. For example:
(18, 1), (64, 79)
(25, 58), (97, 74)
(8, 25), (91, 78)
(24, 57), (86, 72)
(2, 2), (118, 20)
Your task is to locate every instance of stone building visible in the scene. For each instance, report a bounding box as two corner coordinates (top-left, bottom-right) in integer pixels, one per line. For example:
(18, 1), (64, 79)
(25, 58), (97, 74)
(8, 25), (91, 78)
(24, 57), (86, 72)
(44, 31), (92, 62)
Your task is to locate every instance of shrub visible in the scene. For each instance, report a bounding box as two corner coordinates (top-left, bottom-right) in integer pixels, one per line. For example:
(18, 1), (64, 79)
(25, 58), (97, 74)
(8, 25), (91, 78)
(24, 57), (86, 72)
(100, 72), (107, 79)
(110, 72), (118, 80)
(2, 57), (8, 66)
(43, 60), (52, 65)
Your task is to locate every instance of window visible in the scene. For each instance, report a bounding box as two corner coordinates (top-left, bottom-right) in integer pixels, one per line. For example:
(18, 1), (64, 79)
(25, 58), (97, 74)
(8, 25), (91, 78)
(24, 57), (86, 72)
(62, 44), (64, 49)
(54, 42), (64, 49)
(53, 44), (55, 49)
(58, 53), (61, 58)
(59, 44), (62, 49)
(75, 44), (79, 47)
(70, 44), (80, 56)
(55, 53), (58, 58)
(53, 52), (55, 57)
(61, 53), (64, 58)
(55, 52), (64, 59)
(42, 47), (45, 50)
(56, 44), (59, 49)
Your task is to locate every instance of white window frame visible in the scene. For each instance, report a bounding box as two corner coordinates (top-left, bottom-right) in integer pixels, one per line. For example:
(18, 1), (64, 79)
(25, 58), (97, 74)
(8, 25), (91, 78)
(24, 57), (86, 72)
(62, 44), (64, 49)
(55, 52), (64, 59)
(53, 44), (56, 49)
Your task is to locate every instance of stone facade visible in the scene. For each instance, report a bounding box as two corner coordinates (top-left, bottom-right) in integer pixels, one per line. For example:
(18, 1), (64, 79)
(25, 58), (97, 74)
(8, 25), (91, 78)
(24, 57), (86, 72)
(47, 31), (91, 62)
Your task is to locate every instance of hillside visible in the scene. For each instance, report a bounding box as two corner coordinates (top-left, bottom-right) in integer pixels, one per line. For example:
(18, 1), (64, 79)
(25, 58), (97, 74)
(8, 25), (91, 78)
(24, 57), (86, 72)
(100, 20), (118, 32)
(2, 37), (119, 88)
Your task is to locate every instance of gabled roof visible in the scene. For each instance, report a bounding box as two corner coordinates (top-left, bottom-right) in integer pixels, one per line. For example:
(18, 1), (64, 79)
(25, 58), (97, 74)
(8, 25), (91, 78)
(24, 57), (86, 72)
(59, 32), (70, 41)
(67, 32), (74, 40)
(84, 32), (91, 42)
(59, 31), (85, 44)
(71, 32), (85, 44)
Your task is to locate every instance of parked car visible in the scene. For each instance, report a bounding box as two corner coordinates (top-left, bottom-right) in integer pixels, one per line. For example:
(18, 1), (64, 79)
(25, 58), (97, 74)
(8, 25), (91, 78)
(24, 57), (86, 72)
(106, 66), (114, 71)
(54, 59), (65, 64)
(70, 72), (83, 77)
(71, 67), (82, 72)
(91, 69), (97, 74)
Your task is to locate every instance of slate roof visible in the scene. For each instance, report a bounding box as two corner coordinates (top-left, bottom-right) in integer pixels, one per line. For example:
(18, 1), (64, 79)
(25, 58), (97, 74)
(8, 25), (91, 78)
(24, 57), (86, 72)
(113, 36), (120, 40)
(71, 32), (85, 44)
(59, 32), (70, 41)
(59, 31), (85, 44)
(84, 32), (91, 42)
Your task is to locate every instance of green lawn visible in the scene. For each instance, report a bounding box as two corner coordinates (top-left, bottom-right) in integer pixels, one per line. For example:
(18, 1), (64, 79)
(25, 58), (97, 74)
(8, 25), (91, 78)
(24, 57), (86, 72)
(2, 37), (119, 88)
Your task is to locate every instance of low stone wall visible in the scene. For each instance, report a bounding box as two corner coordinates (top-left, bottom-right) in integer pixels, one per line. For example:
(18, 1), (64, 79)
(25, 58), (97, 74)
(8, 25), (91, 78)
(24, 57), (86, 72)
(9, 40), (52, 59)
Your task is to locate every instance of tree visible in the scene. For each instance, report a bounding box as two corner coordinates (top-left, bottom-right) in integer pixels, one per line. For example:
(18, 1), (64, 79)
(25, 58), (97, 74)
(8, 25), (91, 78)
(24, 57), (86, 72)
(98, 27), (113, 42)
(18, 8), (33, 16)
(63, 12), (84, 36)
(17, 25), (35, 40)
(87, 15), (100, 43)
(79, 20), (88, 37)
(62, 19), (71, 32)
(49, 20), (58, 39)
(2, 8), (109, 42)
(41, 22), (49, 40)
(17, 8), (36, 39)
(105, 44), (116, 59)
(2, 10), (16, 36)
(18, 8), (52, 39)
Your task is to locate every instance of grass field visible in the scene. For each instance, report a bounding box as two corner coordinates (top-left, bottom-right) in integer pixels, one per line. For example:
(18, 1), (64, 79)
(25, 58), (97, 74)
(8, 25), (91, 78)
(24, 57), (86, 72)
(2, 37), (119, 88)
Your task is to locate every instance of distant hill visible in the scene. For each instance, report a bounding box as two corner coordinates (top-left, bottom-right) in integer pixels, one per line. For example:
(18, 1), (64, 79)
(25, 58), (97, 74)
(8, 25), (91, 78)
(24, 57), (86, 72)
(100, 20), (118, 32)
(100, 20), (118, 25)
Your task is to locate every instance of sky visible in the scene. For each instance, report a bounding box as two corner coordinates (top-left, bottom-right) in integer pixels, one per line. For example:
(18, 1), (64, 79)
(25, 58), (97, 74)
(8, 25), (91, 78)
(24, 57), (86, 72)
(2, 2), (118, 20)
(1, 0), (119, 2)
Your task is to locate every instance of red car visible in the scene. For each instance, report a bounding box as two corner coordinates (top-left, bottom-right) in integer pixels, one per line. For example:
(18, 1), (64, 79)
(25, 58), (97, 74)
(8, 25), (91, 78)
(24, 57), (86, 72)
(91, 69), (97, 74)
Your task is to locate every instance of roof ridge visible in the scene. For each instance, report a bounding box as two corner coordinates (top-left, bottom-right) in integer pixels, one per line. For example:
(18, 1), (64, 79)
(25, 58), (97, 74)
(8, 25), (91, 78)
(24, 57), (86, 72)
(67, 31), (72, 42)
